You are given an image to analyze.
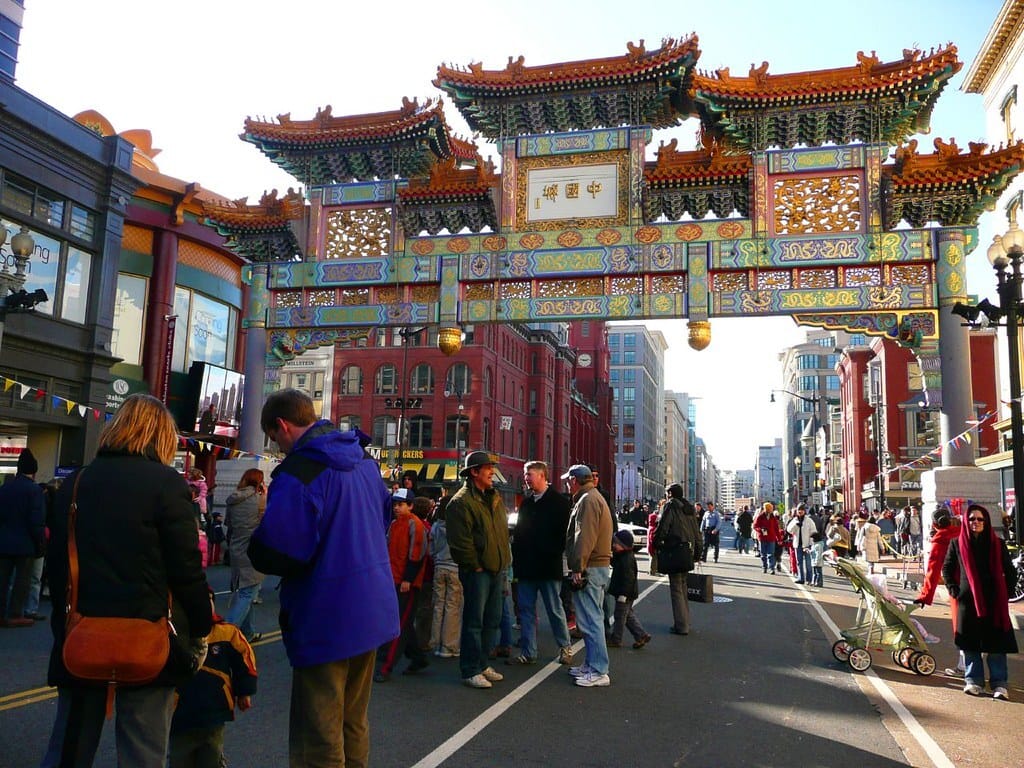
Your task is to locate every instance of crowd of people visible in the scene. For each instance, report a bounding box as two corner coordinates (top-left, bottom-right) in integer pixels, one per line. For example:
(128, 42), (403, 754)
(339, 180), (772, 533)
(1, 389), (1019, 766)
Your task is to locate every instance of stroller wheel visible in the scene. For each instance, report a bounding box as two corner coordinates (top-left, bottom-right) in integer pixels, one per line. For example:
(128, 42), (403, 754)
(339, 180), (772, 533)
(848, 648), (872, 672)
(832, 640), (852, 662)
(897, 647), (916, 668)
(911, 652), (936, 676)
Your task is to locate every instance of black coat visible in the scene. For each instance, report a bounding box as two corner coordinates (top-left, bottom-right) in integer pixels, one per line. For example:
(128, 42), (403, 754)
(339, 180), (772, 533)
(46, 450), (213, 688)
(736, 510), (754, 538)
(511, 487), (570, 581)
(0, 474), (45, 557)
(608, 549), (639, 600)
(942, 537), (1018, 655)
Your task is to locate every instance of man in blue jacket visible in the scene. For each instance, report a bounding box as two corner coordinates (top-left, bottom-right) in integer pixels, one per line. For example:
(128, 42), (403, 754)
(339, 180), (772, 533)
(249, 389), (399, 768)
(0, 448), (45, 628)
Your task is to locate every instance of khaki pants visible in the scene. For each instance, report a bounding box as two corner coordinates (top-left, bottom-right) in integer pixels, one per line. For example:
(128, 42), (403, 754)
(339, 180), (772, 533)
(429, 568), (463, 654)
(289, 650), (375, 768)
(668, 572), (690, 633)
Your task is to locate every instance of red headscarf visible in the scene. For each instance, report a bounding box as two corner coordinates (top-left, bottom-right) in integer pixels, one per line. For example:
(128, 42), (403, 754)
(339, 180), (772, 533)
(957, 504), (1011, 631)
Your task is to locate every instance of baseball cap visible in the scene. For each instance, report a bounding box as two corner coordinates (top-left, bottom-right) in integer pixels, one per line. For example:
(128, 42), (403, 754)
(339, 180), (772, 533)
(614, 529), (634, 548)
(560, 464), (593, 482)
(392, 488), (414, 503)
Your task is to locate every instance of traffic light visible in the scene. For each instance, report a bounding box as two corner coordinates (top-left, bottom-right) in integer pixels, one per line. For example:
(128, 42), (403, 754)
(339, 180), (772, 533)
(813, 456), (821, 472)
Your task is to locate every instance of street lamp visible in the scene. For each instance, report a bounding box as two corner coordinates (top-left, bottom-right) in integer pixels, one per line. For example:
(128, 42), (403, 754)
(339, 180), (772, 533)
(0, 224), (43, 355)
(639, 454), (663, 501)
(794, 456), (803, 506)
(982, 223), (1024, 547)
(764, 464), (778, 503)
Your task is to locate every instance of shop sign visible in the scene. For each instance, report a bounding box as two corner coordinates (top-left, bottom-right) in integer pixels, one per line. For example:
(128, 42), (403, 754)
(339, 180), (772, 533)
(106, 377), (149, 412)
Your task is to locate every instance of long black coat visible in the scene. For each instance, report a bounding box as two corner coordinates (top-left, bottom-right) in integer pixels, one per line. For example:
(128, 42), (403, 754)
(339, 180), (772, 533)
(511, 487), (570, 581)
(942, 537), (1018, 655)
(46, 450), (213, 688)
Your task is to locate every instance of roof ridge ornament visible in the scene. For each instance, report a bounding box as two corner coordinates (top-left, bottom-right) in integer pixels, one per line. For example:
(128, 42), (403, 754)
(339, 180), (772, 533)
(856, 50), (880, 73)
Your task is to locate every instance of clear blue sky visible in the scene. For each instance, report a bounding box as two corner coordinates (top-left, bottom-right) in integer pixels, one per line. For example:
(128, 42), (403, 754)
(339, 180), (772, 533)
(14, 0), (1006, 468)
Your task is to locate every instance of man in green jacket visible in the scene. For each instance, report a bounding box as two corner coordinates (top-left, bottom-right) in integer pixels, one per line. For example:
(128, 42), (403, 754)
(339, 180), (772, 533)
(446, 451), (511, 689)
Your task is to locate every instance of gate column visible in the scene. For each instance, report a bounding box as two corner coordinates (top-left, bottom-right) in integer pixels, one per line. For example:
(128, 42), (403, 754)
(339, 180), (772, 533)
(922, 229), (1001, 529)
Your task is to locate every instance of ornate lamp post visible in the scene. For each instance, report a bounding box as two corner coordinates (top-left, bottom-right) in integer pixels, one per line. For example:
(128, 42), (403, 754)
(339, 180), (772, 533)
(985, 223), (1024, 547)
(0, 224), (43, 356)
(793, 456), (802, 506)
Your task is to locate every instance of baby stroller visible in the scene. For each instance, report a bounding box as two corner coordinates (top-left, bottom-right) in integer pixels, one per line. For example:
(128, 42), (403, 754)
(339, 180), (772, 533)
(829, 557), (936, 675)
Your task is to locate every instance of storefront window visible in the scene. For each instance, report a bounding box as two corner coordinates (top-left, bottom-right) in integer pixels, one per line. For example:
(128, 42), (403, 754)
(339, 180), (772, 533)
(112, 273), (147, 365)
(171, 287), (237, 372)
(14, 228), (59, 316)
(61, 247), (91, 324)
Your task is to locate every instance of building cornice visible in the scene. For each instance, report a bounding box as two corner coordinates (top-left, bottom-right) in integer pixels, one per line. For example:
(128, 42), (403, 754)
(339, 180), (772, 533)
(963, 0), (1024, 94)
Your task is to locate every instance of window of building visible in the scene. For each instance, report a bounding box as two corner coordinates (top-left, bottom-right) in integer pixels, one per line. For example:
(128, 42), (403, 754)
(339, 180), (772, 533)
(621, 442), (635, 454)
(529, 389), (537, 414)
(608, 334), (620, 347)
(622, 423), (635, 438)
(623, 333), (636, 347)
(517, 429), (524, 457)
(825, 375), (840, 391)
(531, 352), (539, 374)
(797, 354), (817, 370)
(610, 370), (620, 383)
(340, 365), (362, 395)
(849, 334), (867, 347)
(337, 414), (361, 432)
(814, 336), (835, 348)
(528, 432), (537, 458)
(446, 362), (471, 396)
(445, 415), (469, 450)
(610, 351), (621, 365)
(546, 392), (552, 417)
(111, 273), (147, 365)
(171, 287), (237, 372)
(482, 417), (490, 450)
(408, 416), (432, 448)
(484, 367), (493, 397)
(623, 369), (636, 382)
(623, 350), (635, 364)
(1001, 85), (1017, 144)
(798, 375), (817, 392)
(623, 387), (636, 402)
(545, 434), (551, 460)
(375, 364), (398, 394)
(623, 405), (635, 419)
(581, 321), (590, 337)
(373, 415), (398, 447)
(409, 363), (434, 394)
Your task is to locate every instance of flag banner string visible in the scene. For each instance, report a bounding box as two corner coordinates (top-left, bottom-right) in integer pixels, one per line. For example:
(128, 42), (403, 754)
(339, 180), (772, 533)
(873, 410), (998, 480)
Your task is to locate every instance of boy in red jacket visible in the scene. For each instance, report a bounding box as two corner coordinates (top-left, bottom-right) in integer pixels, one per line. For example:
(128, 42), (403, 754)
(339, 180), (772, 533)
(375, 489), (430, 682)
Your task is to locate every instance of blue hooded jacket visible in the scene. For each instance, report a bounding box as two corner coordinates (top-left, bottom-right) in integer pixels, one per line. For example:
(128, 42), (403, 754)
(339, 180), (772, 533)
(248, 422), (399, 667)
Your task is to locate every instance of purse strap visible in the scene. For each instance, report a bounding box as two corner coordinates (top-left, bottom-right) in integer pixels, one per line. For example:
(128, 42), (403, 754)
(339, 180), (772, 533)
(66, 469), (173, 619)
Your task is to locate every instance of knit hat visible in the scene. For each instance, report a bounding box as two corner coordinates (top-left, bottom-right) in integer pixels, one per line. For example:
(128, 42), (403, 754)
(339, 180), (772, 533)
(614, 529), (634, 549)
(17, 448), (38, 475)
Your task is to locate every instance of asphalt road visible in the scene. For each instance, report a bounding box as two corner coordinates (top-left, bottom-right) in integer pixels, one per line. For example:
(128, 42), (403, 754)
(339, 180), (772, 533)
(1, 527), (1019, 767)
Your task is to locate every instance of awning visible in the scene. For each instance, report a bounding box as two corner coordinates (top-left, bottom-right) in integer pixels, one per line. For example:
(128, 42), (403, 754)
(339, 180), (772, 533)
(443, 464), (458, 481)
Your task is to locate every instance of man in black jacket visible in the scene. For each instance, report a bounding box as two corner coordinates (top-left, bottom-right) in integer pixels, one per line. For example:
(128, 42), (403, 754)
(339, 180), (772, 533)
(509, 460), (574, 666)
(0, 448), (45, 627)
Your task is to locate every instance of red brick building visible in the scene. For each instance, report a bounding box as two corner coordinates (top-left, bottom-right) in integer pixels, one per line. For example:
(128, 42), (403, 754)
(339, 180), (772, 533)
(835, 333), (999, 513)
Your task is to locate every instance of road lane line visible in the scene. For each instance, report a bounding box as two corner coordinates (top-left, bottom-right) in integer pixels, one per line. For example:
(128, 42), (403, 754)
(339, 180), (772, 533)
(0, 690), (57, 712)
(0, 685), (51, 704)
(410, 577), (665, 768)
(796, 582), (956, 768)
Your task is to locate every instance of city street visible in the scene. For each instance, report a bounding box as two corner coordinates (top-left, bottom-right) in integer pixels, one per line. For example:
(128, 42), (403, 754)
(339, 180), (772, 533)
(1, 525), (1019, 768)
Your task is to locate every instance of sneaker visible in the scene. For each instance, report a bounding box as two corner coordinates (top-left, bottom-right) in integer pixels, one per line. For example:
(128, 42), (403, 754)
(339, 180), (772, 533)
(480, 666), (504, 682)
(558, 646), (574, 665)
(569, 663), (593, 678)
(993, 687), (1009, 701)
(569, 627), (584, 640)
(632, 633), (652, 649)
(574, 671), (611, 687)
(373, 672), (390, 683)
(462, 674), (492, 689)
(506, 654), (536, 665)
(434, 649), (454, 658)
(963, 683), (983, 696)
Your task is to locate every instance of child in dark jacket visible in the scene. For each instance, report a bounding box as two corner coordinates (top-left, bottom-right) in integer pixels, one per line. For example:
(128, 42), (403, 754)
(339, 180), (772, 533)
(608, 530), (652, 649)
(169, 592), (258, 768)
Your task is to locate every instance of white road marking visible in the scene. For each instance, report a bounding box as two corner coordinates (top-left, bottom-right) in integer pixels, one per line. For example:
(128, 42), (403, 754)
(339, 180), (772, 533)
(409, 578), (664, 768)
(794, 581), (956, 768)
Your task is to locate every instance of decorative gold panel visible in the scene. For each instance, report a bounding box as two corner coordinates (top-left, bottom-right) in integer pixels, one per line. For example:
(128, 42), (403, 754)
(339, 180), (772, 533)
(843, 266), (881, 286)
(308, 290), (336, 307)
(796, 269), (837, 289)
(757, 271), (792, 290)
(465, 284), (494, 300)
(341, 288), (370, 306)
(179, 239), (242, 288)
(501, 281), (532, 299)
(610, 277), (642, 295)
(712, 273), (747, 292)
(324, 207), (391, 259)
(514, 151), (630, 232)
(537, 278), (603, 297)
(376, 286), (398, 304)
(888, 264), (932, 286)
(411, 285), (440, 304)
(772, 175), (861, 235)
(650, 275), (687, 293)
(122, 224), (153, 254)
(276, 291), (302, 308)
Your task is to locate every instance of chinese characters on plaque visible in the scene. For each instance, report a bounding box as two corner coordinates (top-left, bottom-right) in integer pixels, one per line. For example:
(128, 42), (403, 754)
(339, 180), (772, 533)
(526, 163), (618, 223)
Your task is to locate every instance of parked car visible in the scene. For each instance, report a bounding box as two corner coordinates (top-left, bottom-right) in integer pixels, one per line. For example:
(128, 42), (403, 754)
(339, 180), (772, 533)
(616, 520), (648, 552)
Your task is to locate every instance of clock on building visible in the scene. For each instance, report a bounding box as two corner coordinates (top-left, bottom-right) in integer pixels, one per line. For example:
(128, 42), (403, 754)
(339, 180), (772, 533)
(577, 353), (593, 368)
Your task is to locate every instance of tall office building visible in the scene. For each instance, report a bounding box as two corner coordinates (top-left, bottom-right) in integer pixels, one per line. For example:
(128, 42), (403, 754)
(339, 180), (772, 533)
(0, 0), (24, 81)
(608, 324), (667, 504)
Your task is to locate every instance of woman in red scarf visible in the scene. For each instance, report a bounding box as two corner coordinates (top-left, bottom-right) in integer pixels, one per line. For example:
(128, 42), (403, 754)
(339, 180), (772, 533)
(942, 504), (1018, 700)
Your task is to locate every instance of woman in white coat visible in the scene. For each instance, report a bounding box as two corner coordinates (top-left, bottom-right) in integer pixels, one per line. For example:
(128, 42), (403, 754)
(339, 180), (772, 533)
(855, 516), (883, 573)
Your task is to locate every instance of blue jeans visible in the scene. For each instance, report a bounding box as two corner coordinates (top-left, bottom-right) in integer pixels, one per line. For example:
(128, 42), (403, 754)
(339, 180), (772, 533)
(516, 579), (571, 659)
(499, 591), (515, 648)
(796, 549), (812, 583)
(39, 686), (175, 768)
(759, 543), (775, 572)
(964, 651), (1008, 689)
(572, 566), (611, 675)
(225, 583), (259, 639)
(458, 568), (503, 678)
